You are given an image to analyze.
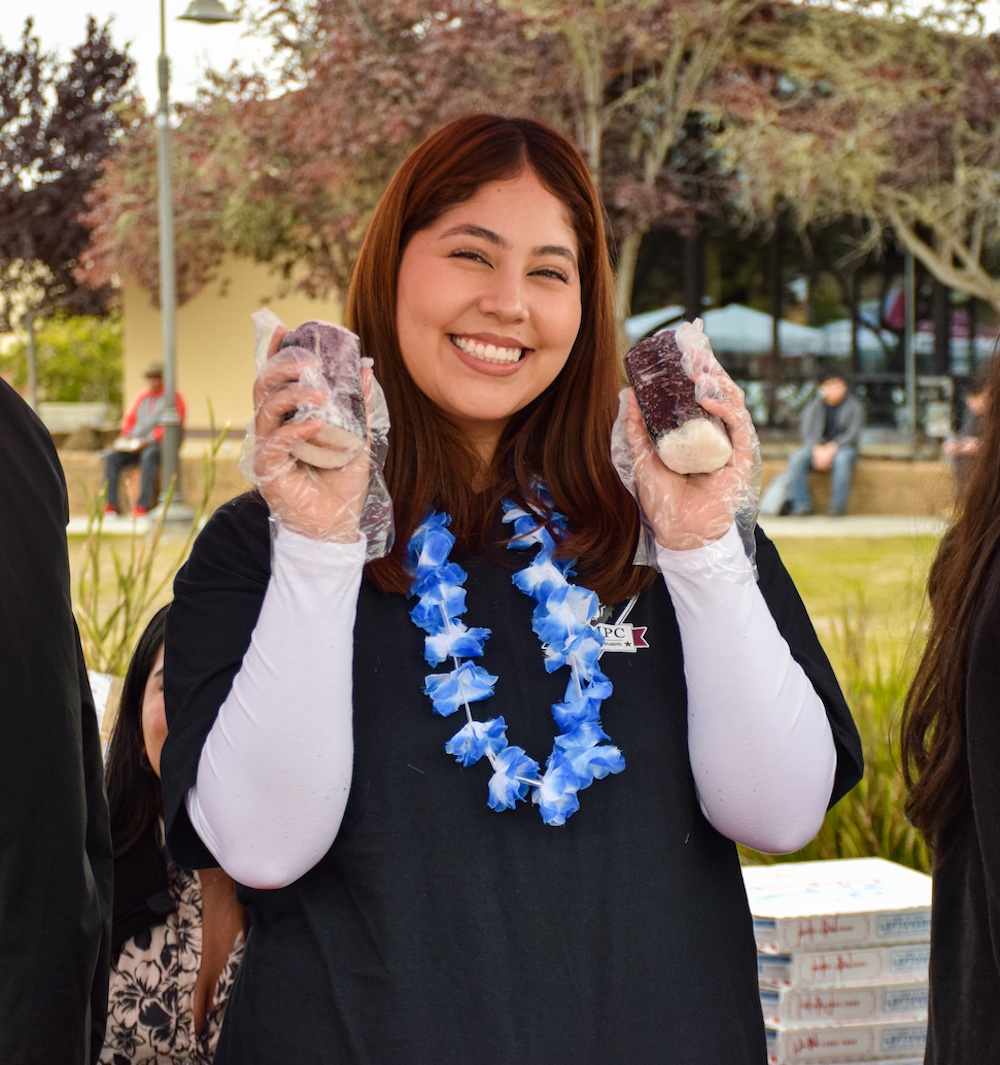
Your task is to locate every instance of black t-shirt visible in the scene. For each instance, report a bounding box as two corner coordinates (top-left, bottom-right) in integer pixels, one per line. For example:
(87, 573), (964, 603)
(821, 399), (842, 443)
(161, 493), (862, 1065)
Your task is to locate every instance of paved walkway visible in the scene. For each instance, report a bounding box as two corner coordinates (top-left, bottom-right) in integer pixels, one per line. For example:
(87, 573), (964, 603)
(759, 513), (948, 539)
(66, 513), (199, 539)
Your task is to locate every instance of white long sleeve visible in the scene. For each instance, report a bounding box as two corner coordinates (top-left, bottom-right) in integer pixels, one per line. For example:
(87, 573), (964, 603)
(656, 524), (837, 853)
(186, 526), (364, 889)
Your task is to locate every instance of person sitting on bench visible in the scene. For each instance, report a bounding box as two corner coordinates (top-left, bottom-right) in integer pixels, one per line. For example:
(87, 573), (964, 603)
(785, 370), (865, 517)
(104, 364), (185, 517)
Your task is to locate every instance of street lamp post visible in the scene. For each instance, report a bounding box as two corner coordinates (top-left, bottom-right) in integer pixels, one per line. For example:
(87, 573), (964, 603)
(155, 0), (238, 520)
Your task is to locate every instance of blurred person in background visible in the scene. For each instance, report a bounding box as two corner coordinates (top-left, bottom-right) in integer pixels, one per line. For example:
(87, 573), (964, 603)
(902, 352), (1000, 1063)
(0, 377), (113, 1065)
(103, 364), (186, 518)
(101, 605), (246, 1064)
(942, 365), (990, 498)
(784, 369), (865, 517)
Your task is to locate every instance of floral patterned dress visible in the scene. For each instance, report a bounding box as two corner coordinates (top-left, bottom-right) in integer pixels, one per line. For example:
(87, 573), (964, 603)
(101, 864), (244, 1065)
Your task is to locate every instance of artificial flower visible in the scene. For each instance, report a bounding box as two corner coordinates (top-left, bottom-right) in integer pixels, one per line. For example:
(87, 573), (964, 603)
(551, 693), (604, 732)
(553, 718), (610, 751)
(501, 501), (559, 552)
(531, 584), (600, 646)
(423, 661), (498, 717)
(512, 554), (573, 599)
(542, 628), (605, 675)
(409, 564), (469, 632)
(565, 744), (626, 783)
(407, 511), (453, 566)
(534, 755), (582, 825)
(423, 621), (491, 668)
(445, 717), (508, 767)
(487, 746), (540, 810)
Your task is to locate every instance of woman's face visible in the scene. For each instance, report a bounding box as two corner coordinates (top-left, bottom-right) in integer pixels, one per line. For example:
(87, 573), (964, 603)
(395, 169), (582, 457)
(140, 643), (167, 779)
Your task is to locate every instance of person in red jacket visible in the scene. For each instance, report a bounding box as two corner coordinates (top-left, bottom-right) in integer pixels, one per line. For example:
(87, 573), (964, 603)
(104, 364), (186, 517)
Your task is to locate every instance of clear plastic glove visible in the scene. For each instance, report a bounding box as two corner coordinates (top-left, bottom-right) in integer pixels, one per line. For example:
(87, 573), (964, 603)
(612, 319), (761, 567)
(239, 309), (393, 556)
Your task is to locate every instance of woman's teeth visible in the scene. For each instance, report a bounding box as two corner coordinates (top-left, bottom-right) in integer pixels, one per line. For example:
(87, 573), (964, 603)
(451, 335), (523, 364)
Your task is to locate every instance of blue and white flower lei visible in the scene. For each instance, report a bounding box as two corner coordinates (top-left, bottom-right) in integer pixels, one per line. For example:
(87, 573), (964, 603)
(407, 500), (625, 825)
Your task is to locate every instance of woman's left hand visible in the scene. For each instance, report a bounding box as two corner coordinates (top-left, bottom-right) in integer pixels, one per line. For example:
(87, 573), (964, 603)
(624, 367), (759, 551)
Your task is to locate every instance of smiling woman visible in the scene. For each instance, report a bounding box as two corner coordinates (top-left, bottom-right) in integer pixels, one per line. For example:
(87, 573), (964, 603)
(396, 170), (581, 462)
(159, 113), (862, 1065)
(345, 113), (629, 595)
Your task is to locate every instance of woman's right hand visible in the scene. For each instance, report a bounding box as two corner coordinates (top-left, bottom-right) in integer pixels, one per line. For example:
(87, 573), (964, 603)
(250, 326), (375, 543)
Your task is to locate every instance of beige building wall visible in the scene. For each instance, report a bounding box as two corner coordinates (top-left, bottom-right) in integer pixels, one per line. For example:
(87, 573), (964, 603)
(122, 258), (342, 437)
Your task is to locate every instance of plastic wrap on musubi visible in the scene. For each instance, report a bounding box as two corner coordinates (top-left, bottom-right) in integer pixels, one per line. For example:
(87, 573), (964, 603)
(277, 320), (367, 470)
(243, 308), (394, 559)
(625, 328), (733, 475)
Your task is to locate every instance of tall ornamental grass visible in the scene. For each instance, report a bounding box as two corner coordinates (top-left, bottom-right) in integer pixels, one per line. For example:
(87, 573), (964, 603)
(74, 420), (228, 676)
(742, 588), (932, 874)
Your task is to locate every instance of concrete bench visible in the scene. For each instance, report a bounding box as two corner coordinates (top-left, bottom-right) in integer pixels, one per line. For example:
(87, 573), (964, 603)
(57, 441), (956, 521)
(38, 402), (113, 433)
(759, 457), (954, 518)
(59, 439), (252, 519)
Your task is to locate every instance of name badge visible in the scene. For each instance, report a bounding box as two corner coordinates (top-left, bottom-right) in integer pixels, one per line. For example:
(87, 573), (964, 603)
(596, 623), (649, 653)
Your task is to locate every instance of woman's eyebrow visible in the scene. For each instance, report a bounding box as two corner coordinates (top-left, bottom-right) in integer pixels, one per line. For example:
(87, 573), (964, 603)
(440, 223), (576, 263)
(440, 223), (505, 246)
(535, 244), (577, 263)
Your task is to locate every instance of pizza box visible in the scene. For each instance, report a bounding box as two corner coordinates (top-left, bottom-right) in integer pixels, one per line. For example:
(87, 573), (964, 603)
(757, 942), (930, 989)
(743, 858), (932, 954)
(761, 981), (928, 1027)
(766, 1019), (926, 1063)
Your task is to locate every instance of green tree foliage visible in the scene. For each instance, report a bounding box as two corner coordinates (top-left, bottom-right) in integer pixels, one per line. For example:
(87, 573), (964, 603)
(717, 4), (1000, 310)
(81, 1), (547, 304)
(510, 0), (765, 312)
(0, 313), (123, 408)
(82, 0), (759, 314)
(77, 87), (236, 307)
(78, 0), (1000, 317)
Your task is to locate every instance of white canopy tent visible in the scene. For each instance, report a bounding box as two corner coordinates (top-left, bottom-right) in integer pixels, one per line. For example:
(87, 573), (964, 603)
(820, 316), (998, 368)
(695, 305), (825, 357)
(625, 303), (825, 356)
(624, 305), (684, 343)
(913, 329), (999, 363)
(819, 318), (897, 359)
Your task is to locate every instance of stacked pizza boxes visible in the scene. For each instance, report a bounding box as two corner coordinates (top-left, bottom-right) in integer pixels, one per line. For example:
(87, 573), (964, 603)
(742, 857), (932, 1065)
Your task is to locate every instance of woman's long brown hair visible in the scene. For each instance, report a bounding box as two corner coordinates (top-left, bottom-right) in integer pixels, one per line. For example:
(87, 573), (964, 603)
(901, 354), (1000, 852)
(347, 114), (653, 603)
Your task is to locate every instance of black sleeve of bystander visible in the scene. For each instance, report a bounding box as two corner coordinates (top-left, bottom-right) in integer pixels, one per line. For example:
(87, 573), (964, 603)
(0, 378), (113, 1065)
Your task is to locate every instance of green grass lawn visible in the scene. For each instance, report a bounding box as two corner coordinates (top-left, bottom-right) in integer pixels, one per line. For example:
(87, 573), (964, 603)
(776, 535), (939, 666)
(747, 533), (943, 873)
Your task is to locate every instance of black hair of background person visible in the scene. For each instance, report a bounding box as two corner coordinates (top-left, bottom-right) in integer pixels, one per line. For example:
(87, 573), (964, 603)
(104, 604), (176, 955)
(106, 604), (170, 858)
(0, 378), (113, 1064)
